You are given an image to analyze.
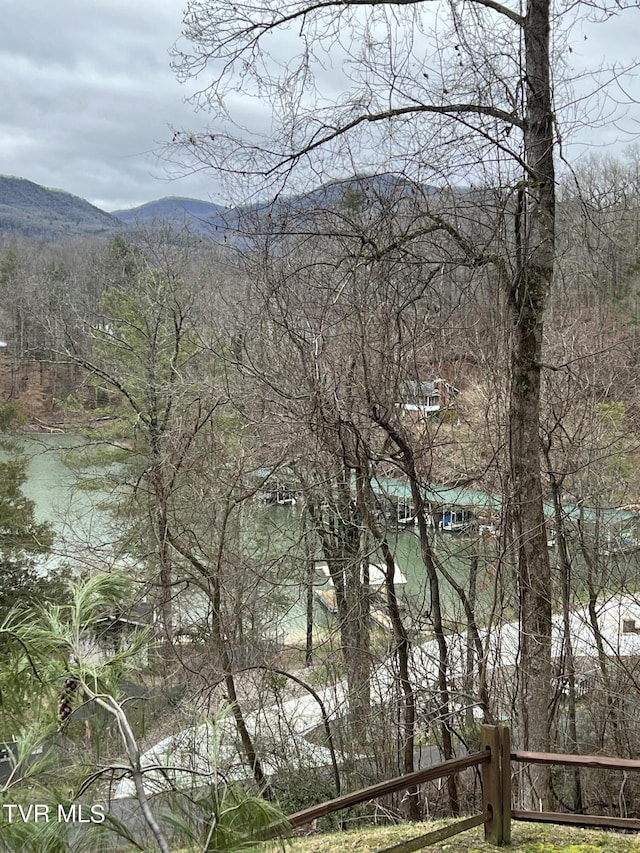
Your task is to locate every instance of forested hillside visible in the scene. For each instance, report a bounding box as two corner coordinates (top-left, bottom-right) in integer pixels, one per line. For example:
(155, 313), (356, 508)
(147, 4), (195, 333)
(111, 196), (230, 235)
(0, 175), (122, 238)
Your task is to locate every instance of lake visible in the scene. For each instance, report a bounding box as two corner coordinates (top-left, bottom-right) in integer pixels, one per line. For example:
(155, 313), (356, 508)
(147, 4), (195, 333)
(10, 433), (501, 641)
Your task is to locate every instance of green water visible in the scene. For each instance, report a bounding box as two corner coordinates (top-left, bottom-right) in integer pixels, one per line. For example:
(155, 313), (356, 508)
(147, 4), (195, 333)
(1, 433), (120, 575)
(10, 435), (501, 638)
(258, 505), (502, 639)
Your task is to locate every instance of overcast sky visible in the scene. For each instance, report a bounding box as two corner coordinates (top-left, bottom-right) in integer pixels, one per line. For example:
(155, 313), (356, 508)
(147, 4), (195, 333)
(0, 0), (638, 213)
(0, 0), (215, 211)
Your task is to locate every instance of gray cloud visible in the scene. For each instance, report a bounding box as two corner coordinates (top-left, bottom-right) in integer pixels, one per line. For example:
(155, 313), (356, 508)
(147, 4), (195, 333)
(0, 0), (216, 210)
(0, 0), (637, 211)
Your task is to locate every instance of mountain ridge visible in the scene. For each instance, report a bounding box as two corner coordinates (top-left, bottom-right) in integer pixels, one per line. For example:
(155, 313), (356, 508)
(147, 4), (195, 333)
(111, 195), (233, 236)
(0, 172), (428, 240)
(0, 175), (123, 239)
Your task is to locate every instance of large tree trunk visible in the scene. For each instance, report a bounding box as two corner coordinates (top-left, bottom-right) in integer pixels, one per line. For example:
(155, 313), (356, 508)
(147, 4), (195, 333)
(509, 0), (555, 808)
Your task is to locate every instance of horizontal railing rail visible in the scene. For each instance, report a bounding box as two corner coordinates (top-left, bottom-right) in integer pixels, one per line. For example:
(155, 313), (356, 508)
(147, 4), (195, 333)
(510, 809), (640, 831)
(511, 747), (640, 832)
(286, 750), (490, 829)
(512, 749), (640, 772)
(376, 812), (491, 853)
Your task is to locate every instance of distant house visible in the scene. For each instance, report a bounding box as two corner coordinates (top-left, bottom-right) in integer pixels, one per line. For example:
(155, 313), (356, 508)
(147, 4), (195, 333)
(80, 602), (153, 664)
(399, 379), (458, 415)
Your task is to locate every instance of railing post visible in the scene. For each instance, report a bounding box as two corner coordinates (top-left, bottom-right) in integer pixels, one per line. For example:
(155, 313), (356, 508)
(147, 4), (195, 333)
(500, 725), (511, 844)
(481, 724), (509, 846)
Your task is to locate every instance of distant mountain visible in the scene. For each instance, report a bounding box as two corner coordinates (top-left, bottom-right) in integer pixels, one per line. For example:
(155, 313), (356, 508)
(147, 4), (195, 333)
(228, 173), (439, 242)
(0, 176), (123, 239)
(111, 197), (238, 237)
(296, 172), (427, 207)
(112, 174), (429, 238)
(0, 172), (432, 242)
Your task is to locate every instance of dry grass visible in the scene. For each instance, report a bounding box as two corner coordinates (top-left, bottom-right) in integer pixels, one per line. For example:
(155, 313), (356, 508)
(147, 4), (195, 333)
(253, 819), (640, 853)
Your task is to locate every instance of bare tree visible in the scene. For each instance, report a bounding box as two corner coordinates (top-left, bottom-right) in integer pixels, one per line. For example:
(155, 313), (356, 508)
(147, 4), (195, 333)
(231, 191), (506, 814)
(167, 0), (640, 810)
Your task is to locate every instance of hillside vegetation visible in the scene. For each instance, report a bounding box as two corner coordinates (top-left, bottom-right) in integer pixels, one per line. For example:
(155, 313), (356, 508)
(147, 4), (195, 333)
(111, 196), (229, 235)
(0, 175), (122, 238)
(3, 156), (640, 850)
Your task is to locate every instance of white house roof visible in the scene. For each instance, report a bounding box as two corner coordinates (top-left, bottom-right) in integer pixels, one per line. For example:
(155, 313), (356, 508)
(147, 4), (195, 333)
(317, 561), (407, 586)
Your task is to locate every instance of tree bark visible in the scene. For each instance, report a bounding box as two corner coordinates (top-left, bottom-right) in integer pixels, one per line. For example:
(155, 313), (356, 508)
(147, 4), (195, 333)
(509, 0), (555, 807)
(370, 408), (459, 816)
(355, 468), (421, 820)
